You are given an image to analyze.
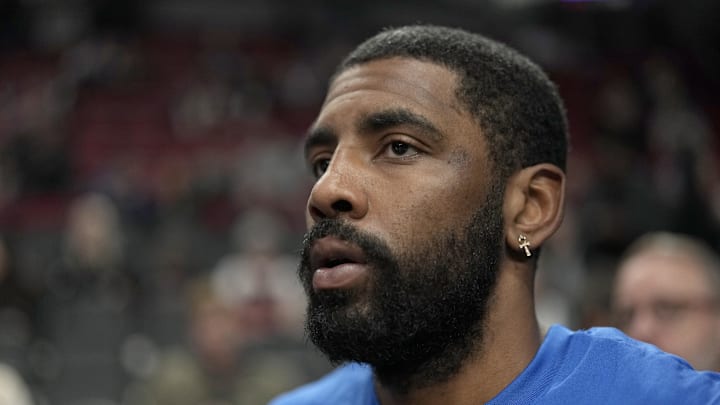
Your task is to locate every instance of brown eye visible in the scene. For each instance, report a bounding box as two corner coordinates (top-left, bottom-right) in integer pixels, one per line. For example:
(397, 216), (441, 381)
(390, 141), (410, 156)
(312, 159), (330, 178)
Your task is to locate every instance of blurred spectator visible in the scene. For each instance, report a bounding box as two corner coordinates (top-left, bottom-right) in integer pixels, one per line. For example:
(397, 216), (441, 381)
(578, 70), (668, 262)
(644, 57), (720, 242)
(133, 272), (326, 404)
(0, 235), (38, 401)
(212, 208), (305, 338)
(0, 235), (37, 334)
(38, 192), (137, 403)
(611, 232), (720, 371)
(0, 72), (73, 195)
(132, 276), (245, 405)
(0, 362), (34, 405)
(60, 192), (125, 273)
(129, 208), (328, 404)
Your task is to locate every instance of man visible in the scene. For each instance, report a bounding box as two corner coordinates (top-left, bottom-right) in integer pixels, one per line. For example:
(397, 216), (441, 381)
(271, 25), (720, 404)
(612, 231), (720, 371)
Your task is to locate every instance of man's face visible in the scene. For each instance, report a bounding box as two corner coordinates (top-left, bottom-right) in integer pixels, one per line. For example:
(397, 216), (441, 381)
(613, 251), (720, 371)
(298, 57), (506, 386)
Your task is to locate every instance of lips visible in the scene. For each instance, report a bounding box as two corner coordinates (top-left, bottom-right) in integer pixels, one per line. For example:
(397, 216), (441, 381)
(309, 237), (369, 290)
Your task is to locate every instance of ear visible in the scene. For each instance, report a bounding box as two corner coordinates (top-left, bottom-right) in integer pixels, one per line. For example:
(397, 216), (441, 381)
(503, 163), (565, 259)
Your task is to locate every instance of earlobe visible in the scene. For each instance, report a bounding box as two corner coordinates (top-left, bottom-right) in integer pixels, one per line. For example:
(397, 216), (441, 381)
(503, 164), (565, 257)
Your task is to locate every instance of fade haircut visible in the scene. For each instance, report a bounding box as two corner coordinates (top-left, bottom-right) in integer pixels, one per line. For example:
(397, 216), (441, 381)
(335, 25), (569, 182)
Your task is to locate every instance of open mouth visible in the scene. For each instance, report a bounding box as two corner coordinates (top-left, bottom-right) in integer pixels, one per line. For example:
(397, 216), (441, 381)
(323, 257), (354, 268)
(311, 237), (367, 270)
(309, 237), (369, 290)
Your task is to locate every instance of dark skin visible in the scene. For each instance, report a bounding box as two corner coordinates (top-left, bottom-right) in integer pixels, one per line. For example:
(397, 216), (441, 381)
(304, 57), (566, 404)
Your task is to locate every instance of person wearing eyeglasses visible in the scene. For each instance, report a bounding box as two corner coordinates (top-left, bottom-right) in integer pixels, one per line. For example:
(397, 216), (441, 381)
(612, 231), (720, 371)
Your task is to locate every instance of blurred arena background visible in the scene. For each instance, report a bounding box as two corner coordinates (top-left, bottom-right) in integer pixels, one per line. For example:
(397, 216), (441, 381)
(0, 0), (718, 404)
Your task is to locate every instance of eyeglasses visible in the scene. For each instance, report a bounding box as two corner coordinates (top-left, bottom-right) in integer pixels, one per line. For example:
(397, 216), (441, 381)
(613, 298), (720, 328)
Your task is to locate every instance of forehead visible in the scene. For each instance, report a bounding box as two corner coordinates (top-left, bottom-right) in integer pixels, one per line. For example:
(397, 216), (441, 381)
(322, 57), (467, 121)
(616, 251), (714, 299)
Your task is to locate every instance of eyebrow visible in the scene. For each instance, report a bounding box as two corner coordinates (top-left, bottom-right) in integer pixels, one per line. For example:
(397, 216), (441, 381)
(358, 108), (444, 143)
(304, 126), (337, 159)
(304, 108), (445, 158)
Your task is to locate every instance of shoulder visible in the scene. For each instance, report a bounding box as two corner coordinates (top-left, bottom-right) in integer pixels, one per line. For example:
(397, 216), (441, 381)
(269, 363), (375, 405)
(550, 325), (720, 403)
(552, 324), (684, 364)
(494, 325), (720, 404)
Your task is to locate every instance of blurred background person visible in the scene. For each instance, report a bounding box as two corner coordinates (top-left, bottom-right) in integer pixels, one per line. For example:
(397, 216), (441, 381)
(0, 236), (37, 405)
(130, 276), (249, 405)
(128, 209), (329, 405)
(0, 362), (34, 405)
(37, 191), (137, 404)
(611, 232), (720, 371)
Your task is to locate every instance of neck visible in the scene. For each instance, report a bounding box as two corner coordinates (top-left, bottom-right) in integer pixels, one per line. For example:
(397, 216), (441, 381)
(374, 263), (541, 405)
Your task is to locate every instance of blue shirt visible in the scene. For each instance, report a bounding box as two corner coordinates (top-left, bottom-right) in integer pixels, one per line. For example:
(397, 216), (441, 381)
(270, 325), (720, 404)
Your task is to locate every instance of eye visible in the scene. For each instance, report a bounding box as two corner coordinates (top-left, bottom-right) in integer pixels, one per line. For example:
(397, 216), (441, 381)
(311, 158), (331, 178)
(385, 141), (419, 158)
(652, 301), (686, 322)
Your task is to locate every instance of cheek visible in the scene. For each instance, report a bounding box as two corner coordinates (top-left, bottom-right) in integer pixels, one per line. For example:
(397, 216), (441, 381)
(381, 168), (486, 241)
(414, 168), (486, 221)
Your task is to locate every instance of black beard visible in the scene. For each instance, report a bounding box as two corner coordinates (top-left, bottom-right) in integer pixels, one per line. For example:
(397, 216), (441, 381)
(298, 189), (504, 394)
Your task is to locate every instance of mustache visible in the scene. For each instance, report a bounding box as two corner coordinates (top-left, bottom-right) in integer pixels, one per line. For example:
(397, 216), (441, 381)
(299, 219), (396, 282)
(302, 219), (374, 251)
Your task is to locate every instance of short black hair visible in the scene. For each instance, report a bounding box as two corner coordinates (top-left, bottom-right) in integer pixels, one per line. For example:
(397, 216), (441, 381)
(335, 25), (568, 182)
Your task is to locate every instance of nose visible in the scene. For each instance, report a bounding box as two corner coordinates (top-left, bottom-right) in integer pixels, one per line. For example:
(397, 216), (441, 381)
(307, 150), (369, 223)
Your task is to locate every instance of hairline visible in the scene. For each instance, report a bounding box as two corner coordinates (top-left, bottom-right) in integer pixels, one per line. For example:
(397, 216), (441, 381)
(332, 55), (513, 181)
(620, 232), (720, 299)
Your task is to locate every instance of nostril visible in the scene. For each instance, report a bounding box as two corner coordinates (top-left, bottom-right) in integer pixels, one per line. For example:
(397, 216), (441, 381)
(332, 200), (353, 212)
(310, 206), (326, 220)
